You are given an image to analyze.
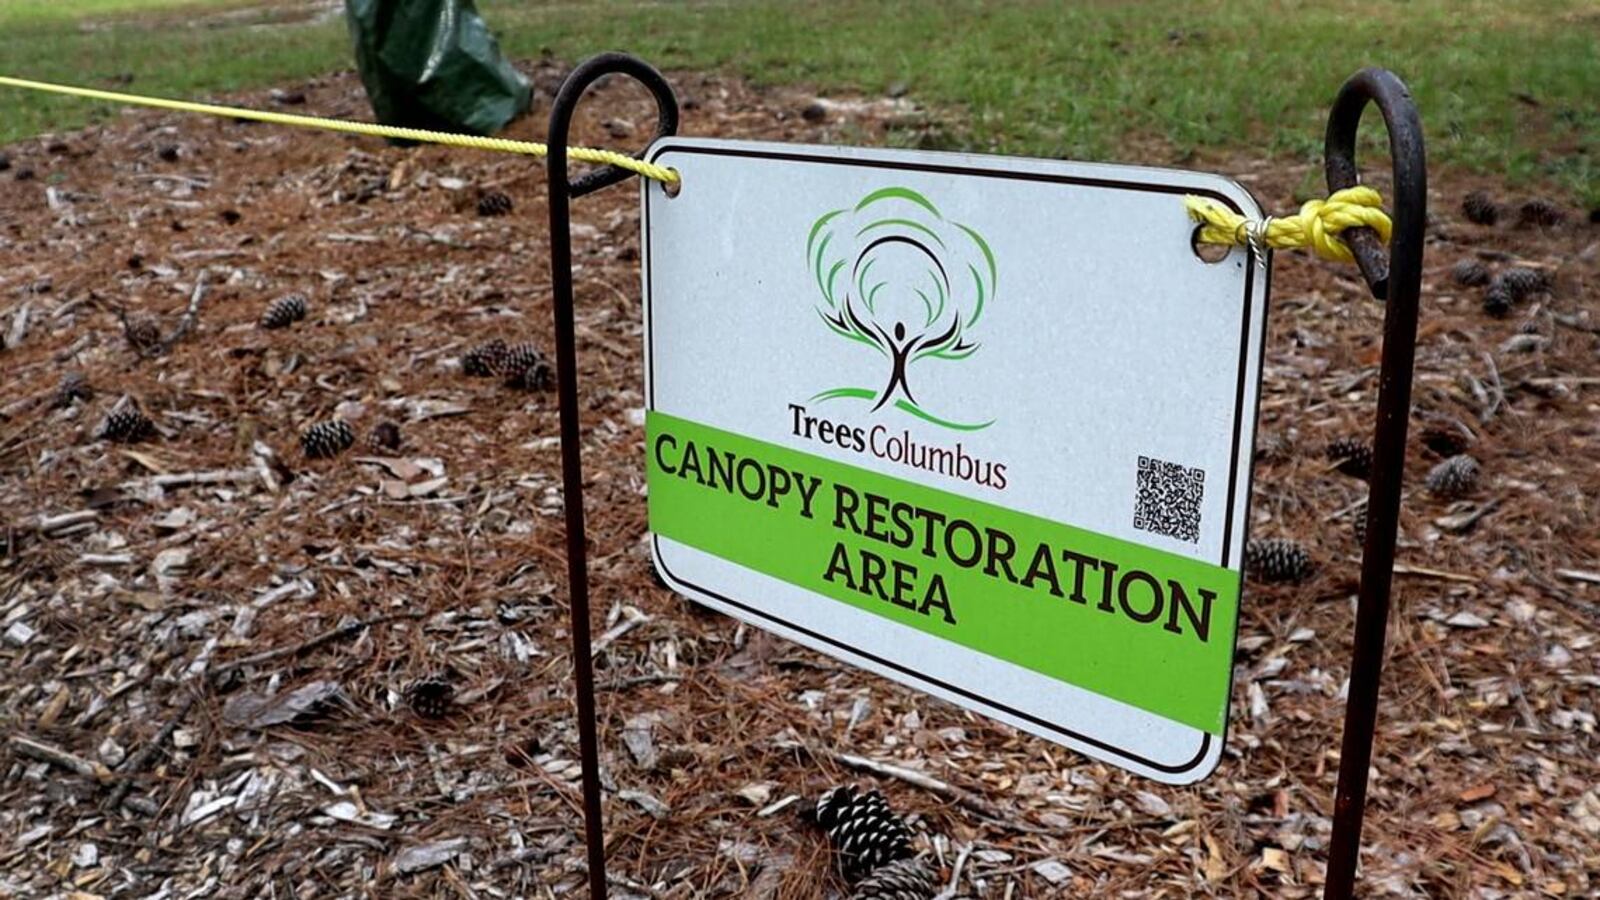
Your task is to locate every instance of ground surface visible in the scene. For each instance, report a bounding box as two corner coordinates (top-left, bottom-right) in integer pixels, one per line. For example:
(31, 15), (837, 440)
(1, 64), (1598, 899)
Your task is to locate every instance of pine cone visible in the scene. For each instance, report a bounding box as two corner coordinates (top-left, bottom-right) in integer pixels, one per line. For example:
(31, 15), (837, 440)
(506, 359), (554, 391)
(1417, 424), (1472, 458)
(405, 676), (455, 719)
(99, 406), (154, 443)
(501, 342), (554, 391)
(300, 418), (355, 459)
(811, 786), (915, 882)
(1425, 454), (1479, 499)
(1516, 198), (1565, 228)
(1450, 259), (1490, 287)
(52, 372), (92, 408)
(850, 856), (939, 900)
(260, 293), (308, 329)
(1498, 267), (1550, 300)
(499, 342), (545, 372)
(461, 339), (509, 377)
(125, 316), (161, 352)
(476, 190), (514, 217)
(1481, 279), (1514, 318)
(1245, 538), (1313, 584)
(1461, 191), (1499, 226)
(368, 421), (402, 453)
(1324, 437), (1372, 479)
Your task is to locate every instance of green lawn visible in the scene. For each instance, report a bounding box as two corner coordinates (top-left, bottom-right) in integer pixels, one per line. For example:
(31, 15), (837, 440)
(0, 0), (222, 22)
(0, 0), (1594, 202)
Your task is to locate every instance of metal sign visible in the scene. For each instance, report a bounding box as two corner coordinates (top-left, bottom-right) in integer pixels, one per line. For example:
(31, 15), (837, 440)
(640, 140), (1270, 783)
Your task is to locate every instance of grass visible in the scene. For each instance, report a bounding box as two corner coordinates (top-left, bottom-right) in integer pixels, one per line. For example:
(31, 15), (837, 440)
(0, 0), (228, 22)
(0, 0), (1594, 202)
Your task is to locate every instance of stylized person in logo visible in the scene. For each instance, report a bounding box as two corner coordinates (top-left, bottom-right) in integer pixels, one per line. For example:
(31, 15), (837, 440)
(807, 187), (995, 426)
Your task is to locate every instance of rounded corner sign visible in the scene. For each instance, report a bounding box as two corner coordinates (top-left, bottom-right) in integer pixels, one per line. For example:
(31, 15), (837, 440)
(639, 139), (1270, 785)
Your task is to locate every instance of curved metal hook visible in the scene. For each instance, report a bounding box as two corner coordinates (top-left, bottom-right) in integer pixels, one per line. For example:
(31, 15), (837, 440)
(545, 51), (679, 900)
(548, 51), (679, 199)
(1320, 68), (1426, 900)
(1324, 68), (1426, 302)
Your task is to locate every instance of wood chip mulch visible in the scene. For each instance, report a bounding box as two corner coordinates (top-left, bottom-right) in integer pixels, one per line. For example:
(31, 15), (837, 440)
(0, 62), (1596, 898)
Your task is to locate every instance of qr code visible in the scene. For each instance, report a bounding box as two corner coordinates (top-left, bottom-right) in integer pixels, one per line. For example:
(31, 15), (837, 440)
(1133, 455), (1205, 543)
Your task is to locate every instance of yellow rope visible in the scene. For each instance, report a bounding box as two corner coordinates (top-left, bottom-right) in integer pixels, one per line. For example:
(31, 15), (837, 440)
(2, 74), (1395, 260)
(1185, 186), (1392, 263)
(0, 75), (679, 184)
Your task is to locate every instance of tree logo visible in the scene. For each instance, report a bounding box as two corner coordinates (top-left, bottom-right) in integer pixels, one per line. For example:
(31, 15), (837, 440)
(806, 187), (996, 431)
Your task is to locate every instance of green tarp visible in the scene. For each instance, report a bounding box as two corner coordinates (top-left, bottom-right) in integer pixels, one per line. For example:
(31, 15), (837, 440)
(345, 0), (532, 136)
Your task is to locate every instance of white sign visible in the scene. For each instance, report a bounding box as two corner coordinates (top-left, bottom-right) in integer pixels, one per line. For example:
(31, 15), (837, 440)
(640, 139), (1268, 784)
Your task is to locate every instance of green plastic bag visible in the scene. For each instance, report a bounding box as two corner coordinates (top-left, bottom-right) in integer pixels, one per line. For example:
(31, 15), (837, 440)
(345, 0), (532, 136)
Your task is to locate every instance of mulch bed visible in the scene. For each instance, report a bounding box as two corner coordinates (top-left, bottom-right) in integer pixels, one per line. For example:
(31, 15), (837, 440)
(1, 60), (1596, 898)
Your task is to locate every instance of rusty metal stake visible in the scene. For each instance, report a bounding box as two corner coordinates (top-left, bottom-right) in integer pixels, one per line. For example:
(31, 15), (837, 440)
(1320, 66), (1427, 900)
(547, 51), (679, 900)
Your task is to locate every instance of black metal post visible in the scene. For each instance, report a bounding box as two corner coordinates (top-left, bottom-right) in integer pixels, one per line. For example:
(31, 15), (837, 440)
(546, 52), (678, 900)
(1320, 68), (1426, 900)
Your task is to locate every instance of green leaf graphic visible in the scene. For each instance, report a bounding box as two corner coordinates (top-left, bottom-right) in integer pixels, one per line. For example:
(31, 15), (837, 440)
(809, 188), (997, 425)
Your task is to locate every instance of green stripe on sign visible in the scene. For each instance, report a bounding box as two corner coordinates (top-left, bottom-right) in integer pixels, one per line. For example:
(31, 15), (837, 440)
(646, 411), (1239, 735)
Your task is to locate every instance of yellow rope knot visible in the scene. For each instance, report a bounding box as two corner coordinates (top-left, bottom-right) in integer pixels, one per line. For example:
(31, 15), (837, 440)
(1185, 186), (1392, 264)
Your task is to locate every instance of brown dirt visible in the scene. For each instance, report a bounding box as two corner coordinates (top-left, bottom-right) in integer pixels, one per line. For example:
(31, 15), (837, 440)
(0, 62), (1596, 899)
